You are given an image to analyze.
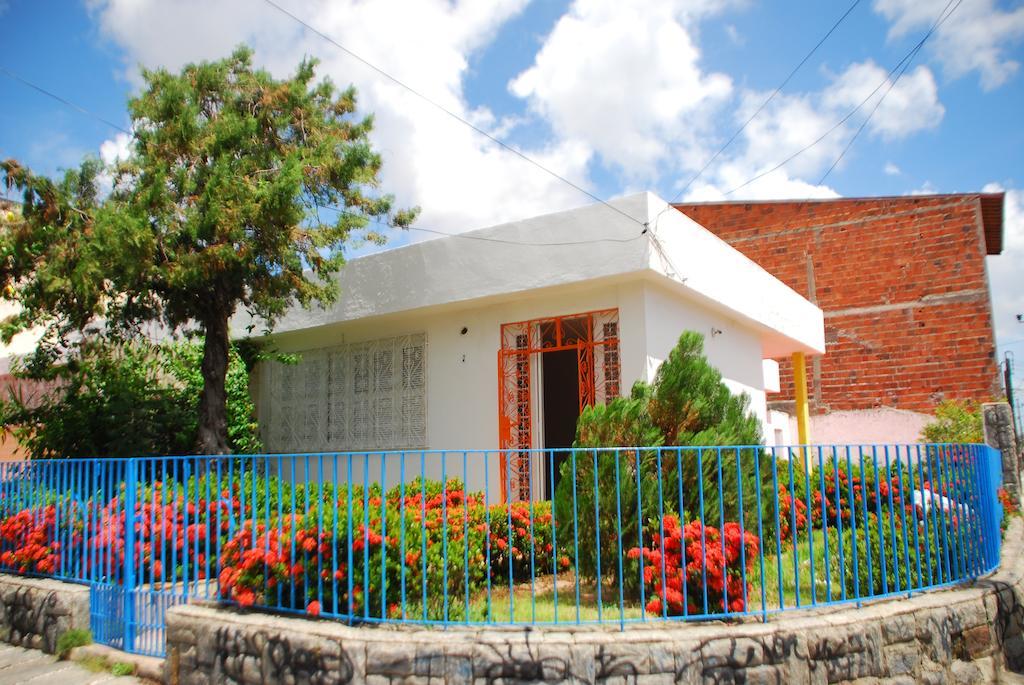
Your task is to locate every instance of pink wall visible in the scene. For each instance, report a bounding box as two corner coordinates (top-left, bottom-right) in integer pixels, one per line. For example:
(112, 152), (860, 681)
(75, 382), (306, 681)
(788, 407), (932, 445)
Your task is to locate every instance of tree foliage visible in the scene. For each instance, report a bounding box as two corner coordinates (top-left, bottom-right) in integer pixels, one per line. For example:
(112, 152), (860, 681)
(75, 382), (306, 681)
(0, 46), (415, 454)
(0, 338), (261, 460)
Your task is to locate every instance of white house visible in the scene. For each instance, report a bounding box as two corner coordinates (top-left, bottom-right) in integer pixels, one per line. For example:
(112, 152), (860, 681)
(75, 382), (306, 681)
(236, 192), (825, 501)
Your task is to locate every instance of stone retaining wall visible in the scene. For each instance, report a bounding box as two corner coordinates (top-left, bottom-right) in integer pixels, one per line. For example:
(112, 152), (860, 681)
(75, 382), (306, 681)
(166, 519), (1024, 685)
(0, 574), (90, 654)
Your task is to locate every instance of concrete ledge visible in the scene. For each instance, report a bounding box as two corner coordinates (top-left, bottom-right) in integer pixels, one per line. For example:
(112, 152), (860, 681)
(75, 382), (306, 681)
(70, 642), (165, 682)
(165, 518), (1024, 685)
(0, 574), (90, 654)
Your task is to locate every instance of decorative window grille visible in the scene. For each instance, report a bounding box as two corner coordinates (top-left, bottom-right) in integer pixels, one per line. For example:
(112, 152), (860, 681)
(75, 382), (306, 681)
(261, 333), (426, 452)
(601, 322), (620, 399)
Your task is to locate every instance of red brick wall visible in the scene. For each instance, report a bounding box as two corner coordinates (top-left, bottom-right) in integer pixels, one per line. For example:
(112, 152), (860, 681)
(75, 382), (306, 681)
(674, 195), (1002, 414)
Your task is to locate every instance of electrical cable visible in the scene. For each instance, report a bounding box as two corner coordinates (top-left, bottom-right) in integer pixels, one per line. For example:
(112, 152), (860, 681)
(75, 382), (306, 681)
(321, 203), (648, 247)
(666, 0), (863, 206)
(723, 0), (959, 197)
(260, 0), (646, 229)
(0, 66), (131, 135)
(3, 193), (648, 248)
(816, 0), (962, 185)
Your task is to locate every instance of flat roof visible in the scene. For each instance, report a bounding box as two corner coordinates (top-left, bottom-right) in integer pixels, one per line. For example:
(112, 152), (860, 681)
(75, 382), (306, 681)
(235, 192), (826, 357)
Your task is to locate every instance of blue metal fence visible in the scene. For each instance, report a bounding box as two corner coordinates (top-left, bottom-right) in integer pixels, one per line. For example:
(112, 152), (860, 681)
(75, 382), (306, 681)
(0, 443), (1005, 657)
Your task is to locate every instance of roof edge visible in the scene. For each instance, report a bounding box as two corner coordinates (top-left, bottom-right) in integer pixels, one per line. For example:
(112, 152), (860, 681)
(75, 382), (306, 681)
(673, 191), (1005, 255)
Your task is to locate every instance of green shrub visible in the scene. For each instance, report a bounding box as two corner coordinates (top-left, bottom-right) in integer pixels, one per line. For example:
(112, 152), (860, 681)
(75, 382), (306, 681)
(55, 628), (91, 659)
(920, 400), (984, 444)
(554, 331), (772, 597)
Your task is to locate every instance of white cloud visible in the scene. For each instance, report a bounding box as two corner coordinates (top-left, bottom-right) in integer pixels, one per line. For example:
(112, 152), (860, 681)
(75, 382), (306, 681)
(884, 162), (901, 176)
(907, 181), (937, 195)
(822, 61), (944, 139)
(99, 132), (132, 165)
(509, 0), (734, 178)
(684, 169), (839, 202)
(83, 0), (955, 226)
(86, 0), (595, 234)
(985, 183), (1024, 348)
(874, 0), (1024, 90)
(504, 1), (943, 199)
(678, 59), (942, 201)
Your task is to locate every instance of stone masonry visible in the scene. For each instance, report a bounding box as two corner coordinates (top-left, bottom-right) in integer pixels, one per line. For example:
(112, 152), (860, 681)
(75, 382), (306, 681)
(165, 519), (1024, 685)
(985, 402), (1022, 504)
(0, 574), (90, 654)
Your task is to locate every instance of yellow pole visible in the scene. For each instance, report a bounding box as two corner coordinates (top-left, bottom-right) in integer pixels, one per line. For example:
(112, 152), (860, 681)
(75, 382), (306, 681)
(792, 351), (811, 446)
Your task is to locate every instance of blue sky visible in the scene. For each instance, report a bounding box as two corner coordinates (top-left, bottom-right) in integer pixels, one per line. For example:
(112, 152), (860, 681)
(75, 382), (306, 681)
(1, 0), (1022, 368)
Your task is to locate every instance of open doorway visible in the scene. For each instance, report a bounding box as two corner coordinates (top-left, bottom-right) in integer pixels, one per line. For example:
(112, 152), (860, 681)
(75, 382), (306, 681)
(540, 349), (580, 500)
(497, 308), (621, 503)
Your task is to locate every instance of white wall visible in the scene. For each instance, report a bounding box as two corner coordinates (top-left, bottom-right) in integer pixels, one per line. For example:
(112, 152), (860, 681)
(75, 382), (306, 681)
(253, 273), (782, 495)
(767, 410), (793, 446)
(252, 277), (648, 499)
(234, 192), (824, 363)
(641, 279), (769, 432)
(643, 193), (825, 358)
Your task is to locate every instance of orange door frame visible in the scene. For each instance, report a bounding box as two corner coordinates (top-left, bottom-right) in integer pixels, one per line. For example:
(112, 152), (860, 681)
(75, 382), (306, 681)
(497, 309), (620, 502)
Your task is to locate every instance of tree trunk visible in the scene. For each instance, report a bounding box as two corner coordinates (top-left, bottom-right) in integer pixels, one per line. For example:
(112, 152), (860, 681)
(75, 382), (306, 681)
(196, 310), (231, 454)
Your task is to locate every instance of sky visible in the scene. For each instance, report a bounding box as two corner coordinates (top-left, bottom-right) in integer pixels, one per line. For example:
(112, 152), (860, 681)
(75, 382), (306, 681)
(0, 0), (1022, 378)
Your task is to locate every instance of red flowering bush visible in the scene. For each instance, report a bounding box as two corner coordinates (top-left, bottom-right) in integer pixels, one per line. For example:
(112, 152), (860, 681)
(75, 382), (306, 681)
(80, 479), (233, 586)
(0, 505), (60, 575)
(0, 476), (243, 587)
(773, 459), (914, 551)
(0, 473), (570, 622)
(776, 484), (808, 544)
(999, 487), (1019, 516)
(629, 514), (759, 616)
(214, 477), (563, 621)
(486, 500), (568, 582)
(998, 487), (1019, 534)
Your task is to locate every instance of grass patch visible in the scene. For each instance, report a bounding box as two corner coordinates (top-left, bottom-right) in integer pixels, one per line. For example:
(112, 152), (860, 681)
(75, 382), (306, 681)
(55, 628), (91, 660)
(396, 574), (645, 624)
(479, 584), (645, 623)
(76, 655), (108, 673)
(111, 662), (134, 677)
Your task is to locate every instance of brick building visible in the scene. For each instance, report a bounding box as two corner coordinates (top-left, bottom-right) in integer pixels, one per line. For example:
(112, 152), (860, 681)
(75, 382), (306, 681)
(673, 193), (1006, 444)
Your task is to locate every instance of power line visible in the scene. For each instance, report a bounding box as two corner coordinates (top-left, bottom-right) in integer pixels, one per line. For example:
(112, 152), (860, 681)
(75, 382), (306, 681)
(817, 0), (962, 185)
(0, 66), (131, 135)
(666, 0), (863, 205)
(2, 24), (646, 240)
(3, 192), (647, 248)
(723, 0), (959, 197)
(320, 203), (647, 247)
(0, 67), (648, 249)
(260, 0), (646, 229)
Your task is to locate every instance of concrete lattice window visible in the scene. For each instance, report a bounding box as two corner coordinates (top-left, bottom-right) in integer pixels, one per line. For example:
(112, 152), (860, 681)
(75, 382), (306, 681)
(261, 333), (427, 452)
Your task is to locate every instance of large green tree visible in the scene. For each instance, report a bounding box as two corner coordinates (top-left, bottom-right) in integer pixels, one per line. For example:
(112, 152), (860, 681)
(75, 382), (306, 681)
(0, 47), (415, 454)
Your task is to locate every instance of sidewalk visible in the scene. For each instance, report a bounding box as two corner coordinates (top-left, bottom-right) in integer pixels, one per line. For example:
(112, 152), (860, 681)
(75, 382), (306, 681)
(0, 643), (142, 685)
